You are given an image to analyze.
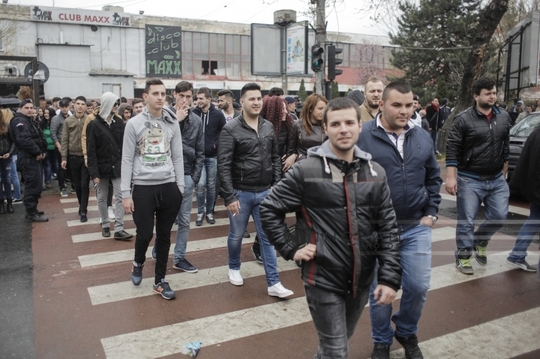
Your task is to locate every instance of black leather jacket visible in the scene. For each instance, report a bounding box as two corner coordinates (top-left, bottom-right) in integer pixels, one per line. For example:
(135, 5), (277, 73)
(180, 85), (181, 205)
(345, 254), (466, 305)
(261, 142), (402, 297)
(218, 114), (281, 206)
(446, 106), (510, 177)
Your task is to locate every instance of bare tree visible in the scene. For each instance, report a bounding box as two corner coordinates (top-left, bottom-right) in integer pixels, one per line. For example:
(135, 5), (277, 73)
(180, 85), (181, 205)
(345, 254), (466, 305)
(352, 42), (387, 84)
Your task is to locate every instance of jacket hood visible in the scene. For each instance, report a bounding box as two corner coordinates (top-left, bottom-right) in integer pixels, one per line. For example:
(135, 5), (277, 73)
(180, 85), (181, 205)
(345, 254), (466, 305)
(140, 105), (177, 124)
(347, 90), (365, 106)
(99, 92), (119, 119)
(307, 140), (371, 161)
(308, 140), (379, 178)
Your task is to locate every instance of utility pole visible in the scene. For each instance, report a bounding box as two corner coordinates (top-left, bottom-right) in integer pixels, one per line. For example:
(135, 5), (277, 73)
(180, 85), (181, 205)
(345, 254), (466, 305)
(314, 0), (326, 95)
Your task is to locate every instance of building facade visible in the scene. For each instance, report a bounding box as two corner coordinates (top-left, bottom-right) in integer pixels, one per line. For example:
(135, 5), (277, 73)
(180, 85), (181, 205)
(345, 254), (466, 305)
(0, 3), (399, 99)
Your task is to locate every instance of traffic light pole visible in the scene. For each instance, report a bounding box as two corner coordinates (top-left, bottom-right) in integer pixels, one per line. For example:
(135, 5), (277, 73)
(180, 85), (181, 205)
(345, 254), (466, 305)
(314, 0), (326, 95)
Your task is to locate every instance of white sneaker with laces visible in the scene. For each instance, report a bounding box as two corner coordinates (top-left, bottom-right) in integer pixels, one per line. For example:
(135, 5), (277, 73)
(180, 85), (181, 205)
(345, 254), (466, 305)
(108, 206), (115, 220)
(268, 282), (294, 298)
(228, 269), (243, 286)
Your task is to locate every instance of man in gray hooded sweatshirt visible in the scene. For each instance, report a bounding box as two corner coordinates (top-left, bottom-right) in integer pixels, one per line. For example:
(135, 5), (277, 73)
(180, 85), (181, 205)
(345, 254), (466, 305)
(122, 78), (184, 300)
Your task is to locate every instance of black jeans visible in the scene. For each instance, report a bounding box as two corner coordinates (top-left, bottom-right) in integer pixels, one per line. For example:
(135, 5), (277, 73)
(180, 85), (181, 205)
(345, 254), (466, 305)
(19, 155), (43, 215)
(69, 155), (90, 213)
(55, 148), (66, 189)
(132, 182), (182, 284)
(305, 283), (369, 359)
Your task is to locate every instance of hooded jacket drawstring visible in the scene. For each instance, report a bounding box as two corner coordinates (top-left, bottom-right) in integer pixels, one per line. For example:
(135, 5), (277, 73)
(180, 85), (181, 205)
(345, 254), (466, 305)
(323, 156), (331, 174)
(368, 160), (378, 177)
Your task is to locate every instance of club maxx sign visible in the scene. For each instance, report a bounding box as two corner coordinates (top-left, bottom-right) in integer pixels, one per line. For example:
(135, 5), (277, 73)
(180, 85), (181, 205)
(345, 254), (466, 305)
(31, 6), (131, 27)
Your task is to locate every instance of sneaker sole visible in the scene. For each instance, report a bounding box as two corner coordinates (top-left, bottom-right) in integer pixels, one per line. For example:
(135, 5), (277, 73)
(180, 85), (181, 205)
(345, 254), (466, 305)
(114, 236), (134, 241)
(474, 253), (487, 266)
(196, 222), (203, 226)
(229, 279), (244, 286)
(507, 260), (537, 272)
(173, 265), (198, 273)
(268, 290), (294, 299)
(153, 289), (175, 300)
(457, 267), (474, 275)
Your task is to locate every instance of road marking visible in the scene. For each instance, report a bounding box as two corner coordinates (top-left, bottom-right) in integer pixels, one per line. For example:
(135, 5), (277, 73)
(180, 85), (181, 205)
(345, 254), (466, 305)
(101, 297), (311, 359)
(64, 204), (227, 214)
(99, 252), (539, 358)
(88, 257), (300, 305)
(78, 235), (255, 268)
(391, 307), (540, 359)
(70, 212), (294, 242)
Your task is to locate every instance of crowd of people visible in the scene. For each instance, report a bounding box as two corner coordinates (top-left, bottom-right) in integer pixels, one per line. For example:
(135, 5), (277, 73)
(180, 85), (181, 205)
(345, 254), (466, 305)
(1, 76), (539, 359)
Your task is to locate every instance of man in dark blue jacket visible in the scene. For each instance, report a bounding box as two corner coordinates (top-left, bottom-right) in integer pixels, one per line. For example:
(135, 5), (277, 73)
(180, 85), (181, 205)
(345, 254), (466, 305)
(358, 82), (442, 359)
(10, 99), (48, 222)
(192, 87), (226, 226)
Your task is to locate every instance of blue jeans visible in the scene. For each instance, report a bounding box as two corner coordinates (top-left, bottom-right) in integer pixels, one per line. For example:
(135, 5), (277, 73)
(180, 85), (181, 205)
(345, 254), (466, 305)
(0, 158), (12, 200)
(10, 154), (21, 200)
(196, 157), (217, 215)
(174, 175), (194, 261)
(455, 175), (509, 258)
(369, 224), (432, 345)
(43, 149), (58, 184)
(305, 284), (369, 359)
(508, 201), (540, 262)
(227, 188), (279, 286)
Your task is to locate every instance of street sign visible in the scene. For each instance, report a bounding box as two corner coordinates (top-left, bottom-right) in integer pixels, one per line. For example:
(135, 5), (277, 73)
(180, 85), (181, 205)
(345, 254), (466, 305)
(24, 61), (50, 84)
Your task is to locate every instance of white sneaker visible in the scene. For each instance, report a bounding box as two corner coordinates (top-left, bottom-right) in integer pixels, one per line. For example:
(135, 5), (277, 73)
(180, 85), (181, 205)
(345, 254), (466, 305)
(228, 269), (243, 286)
(108, 206), (114, 220)
(268, 282), (293, 298)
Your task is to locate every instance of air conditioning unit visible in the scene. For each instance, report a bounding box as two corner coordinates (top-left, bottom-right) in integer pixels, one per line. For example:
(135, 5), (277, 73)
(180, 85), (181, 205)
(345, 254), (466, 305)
(274, 10), (296, 27)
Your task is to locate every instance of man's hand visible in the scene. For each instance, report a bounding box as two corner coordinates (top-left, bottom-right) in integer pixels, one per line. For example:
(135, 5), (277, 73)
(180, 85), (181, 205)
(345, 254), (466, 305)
(61, 160), (67, 170)
(293, 244), (316, 261)
(227, 200), (241, 216)
(420, 216), (434, 227)
(93, 178), (100, 186)
(55, 142), (61, 151)
(175, 103), (189, 122)
(373, 284), (397, 305)
(123, 198), (134, 214)
(36, 153), (45, 161)
(2, 153), (10, 159)
(445, 177), (457, 195)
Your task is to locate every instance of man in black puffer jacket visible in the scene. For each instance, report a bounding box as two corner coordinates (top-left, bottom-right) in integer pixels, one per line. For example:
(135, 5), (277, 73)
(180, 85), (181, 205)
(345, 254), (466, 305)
(446, 77), (511, 276)
(218, 82), (294, 298)
(261, 97), (401, 359)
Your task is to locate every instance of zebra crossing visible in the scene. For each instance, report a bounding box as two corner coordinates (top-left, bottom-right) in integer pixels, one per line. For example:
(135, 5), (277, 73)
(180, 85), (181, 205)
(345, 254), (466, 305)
(33, 193), (540, 359)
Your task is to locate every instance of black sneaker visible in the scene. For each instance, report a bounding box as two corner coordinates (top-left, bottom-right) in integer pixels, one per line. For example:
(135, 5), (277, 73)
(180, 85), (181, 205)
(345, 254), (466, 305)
(243, 230), (251, 238)
(131, 263), (143, 286)
(151, 246), (157, 260)
(102, 227), (111, 237)
(153, 279), (175, 300)
(395, 334), (423, 359)
(206, 213), (215, 224)
(250, 245), (263, 265)
(196, 213), (204, 226)
(507, 258), (538, 272)
(474, 241), (488, 266)
(371, 343), (390, 359)
(173, 258), (198, 273)
(114, 230), (133, 241)
(25, 213), (49, 222)
(80, 213), (88, 223)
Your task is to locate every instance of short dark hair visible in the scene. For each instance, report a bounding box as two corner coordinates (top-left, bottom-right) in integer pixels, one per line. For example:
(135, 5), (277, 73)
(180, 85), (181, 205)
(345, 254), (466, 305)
(268, 87), (284, 97)
(144, 78), (164, 94)
(120, 96), (127, 103)
(217, 89), (235, 100)
(58, 98), (70, 107)
(241, 83), (261, 98)
(52, 97), (61, 102)
(382, 82), (412, 101)
(75, 96), (87, 103)
(472, 77), (496, 96)
(165, 95), (174, 104)
(175, 81), (193, 94)
(323, 97), (361, 125)
(197, 87), (212, 98)
(132, 98), (144, 105)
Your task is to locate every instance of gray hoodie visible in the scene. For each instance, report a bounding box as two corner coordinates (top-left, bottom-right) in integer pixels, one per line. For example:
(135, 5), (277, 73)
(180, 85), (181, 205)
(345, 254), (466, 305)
(121, 106), (184, 198)
(307, 140), (379, 177)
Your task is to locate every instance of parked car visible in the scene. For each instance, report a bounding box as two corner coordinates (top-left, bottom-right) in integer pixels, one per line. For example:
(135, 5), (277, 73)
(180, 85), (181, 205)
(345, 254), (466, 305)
(507, 111), (540, 183)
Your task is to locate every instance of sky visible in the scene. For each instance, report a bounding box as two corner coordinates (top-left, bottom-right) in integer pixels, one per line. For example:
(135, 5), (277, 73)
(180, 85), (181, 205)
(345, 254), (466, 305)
(10, 0), (388, 36)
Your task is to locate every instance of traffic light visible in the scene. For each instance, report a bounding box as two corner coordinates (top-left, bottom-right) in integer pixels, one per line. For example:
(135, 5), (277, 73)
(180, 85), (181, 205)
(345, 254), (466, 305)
(311, 45), (324, 73)
(327, 44), (343, 81)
